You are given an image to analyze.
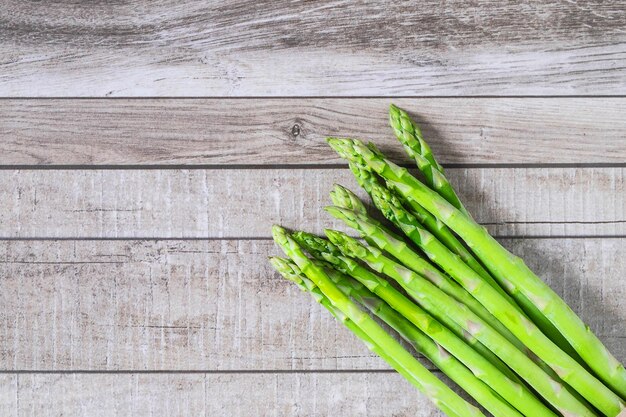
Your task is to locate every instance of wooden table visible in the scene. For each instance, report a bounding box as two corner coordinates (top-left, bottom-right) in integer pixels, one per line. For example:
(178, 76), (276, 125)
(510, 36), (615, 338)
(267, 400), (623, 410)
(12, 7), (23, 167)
(1, 1), (624, 416)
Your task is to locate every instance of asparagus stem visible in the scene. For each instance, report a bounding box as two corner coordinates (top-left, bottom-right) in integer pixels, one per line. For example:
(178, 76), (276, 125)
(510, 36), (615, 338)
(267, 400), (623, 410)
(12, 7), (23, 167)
(324, 205), (526, 366)
(328, 137), (626, 414)
(328, 266), (526, 417)
(268, 257), (465, 415)
(293, 232), (558, 417)
(386, 106), (590, 368)
(271, 227), (484, 417)
(346, 156), (510, 301)
(362, 176), (593, 408)
(326, 229), (600, 417)
(298, 228), (594, 411)
(293, 230), (521, 384)
(366, 178), (559, 357)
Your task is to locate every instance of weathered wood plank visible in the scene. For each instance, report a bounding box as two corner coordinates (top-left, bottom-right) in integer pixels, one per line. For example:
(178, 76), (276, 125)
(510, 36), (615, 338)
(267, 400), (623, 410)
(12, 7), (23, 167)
(0, 375), (17, 413)
(1, 168), (623, 238)
(1, 98), (625, 165)
(1, 1), (624, 96)
(3, 373), (448, 417)
(1, 238), (623, 371)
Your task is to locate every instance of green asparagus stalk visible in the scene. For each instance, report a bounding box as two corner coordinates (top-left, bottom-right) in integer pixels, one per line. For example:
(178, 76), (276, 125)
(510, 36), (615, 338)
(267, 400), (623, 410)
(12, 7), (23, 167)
(330, 179), (591, 391)
(385, 108), (590, 367)
(292, 232), (558, 417)
(328, 137), (626, 414)
(297, 229), (594, 411)
(328, 268), (526, 417)
(268, 257), (465, 415)
(388, 104), (468, 216)
(346, 154), (510, 301)
(369, 173), (599, 400)
(367, 177), (569, 357)
(272, 257), (524, 417)
(324, 205), (527, 359)
(292, 230), (522, 384)
(271, 226), (484, 417)
(326, 229), (599, 417)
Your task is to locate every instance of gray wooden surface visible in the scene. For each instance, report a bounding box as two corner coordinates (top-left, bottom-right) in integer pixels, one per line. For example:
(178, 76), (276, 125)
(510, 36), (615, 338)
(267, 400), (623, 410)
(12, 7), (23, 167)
(1, 98), (625, 165)
(1, 1), (625, 416)
(1, 238), (623, 372)
(1, 1), (625, 96)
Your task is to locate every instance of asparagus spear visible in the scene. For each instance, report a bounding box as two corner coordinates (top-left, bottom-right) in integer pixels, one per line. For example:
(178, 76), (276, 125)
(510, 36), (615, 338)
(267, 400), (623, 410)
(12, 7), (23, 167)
(326, 229), (599, 417)
(386, 107), (590, 367)
(292, 232), (558, 417)
(324, 205), (526, 357)
(267, 257), (466, 415)
(271, 226), (484, 417)
(388, 103), (468, 216)
(328, 137), (626, 413)
(366, 177), (570, 356)
(272, 257), (526, 417)
(297, 229), (595, 410)
(328, 266), (527, 417)
(337, 166), (511, 300)
(293, 230), (522, 384)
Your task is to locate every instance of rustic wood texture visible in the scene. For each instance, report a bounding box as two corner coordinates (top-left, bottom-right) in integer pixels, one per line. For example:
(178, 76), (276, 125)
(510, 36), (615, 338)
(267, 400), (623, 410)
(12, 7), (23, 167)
(1, 1), (625, 96)
(3, 0), (626, 413)
(1, 98), (626, 165)
(0, 373), (450, 417)
(1, 167), (623, 239)
(1, 238), (623, 372)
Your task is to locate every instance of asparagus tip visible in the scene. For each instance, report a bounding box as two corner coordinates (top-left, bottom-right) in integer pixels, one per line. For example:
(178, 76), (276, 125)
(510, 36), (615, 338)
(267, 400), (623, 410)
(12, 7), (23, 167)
(271, 224), (290, 245)
(324, 229), (368, 258)
(326, 137), (350, 148)
(323, 205), (341, 216)
(388, 103), (401, 118)
(323, 228), (346, 244)
(267, 256), (286, 270)
(268, 256), (297, 276)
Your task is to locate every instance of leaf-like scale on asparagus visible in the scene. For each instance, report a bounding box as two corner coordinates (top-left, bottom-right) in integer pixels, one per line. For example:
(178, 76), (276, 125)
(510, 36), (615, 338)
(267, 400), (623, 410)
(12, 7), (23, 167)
(326, 229), (598, 417)
(293, 232), (558, 417)
(271, 226), (484, 417)
(328, 138), (626, 414)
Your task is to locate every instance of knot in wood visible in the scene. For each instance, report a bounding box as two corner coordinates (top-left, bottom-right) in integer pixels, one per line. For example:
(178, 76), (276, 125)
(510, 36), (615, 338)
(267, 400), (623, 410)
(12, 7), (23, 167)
(291, 123), (301, 138)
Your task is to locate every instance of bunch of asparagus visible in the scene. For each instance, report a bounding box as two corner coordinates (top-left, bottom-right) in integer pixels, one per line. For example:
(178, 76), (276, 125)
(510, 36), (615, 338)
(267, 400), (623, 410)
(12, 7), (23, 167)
(270, 105), (626, 417)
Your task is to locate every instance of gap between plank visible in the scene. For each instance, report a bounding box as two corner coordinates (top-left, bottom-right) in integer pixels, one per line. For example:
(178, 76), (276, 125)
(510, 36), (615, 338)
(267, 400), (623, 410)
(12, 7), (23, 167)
(0, 163), (624, 170)
(0, 369), (396, 375)
(0, 235), (625, 241)
(1, 95), (626, 100)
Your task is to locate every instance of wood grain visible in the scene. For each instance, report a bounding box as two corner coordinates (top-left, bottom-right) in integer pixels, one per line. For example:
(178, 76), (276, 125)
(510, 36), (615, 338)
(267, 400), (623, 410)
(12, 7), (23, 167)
(1, 1), (625, 96)
(1, 238), (623, 371)
(1, 168), (623, 239)
(2, 373), (449, 417)
(1, 98), (625, 165)
(0, 375), (17, 413)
